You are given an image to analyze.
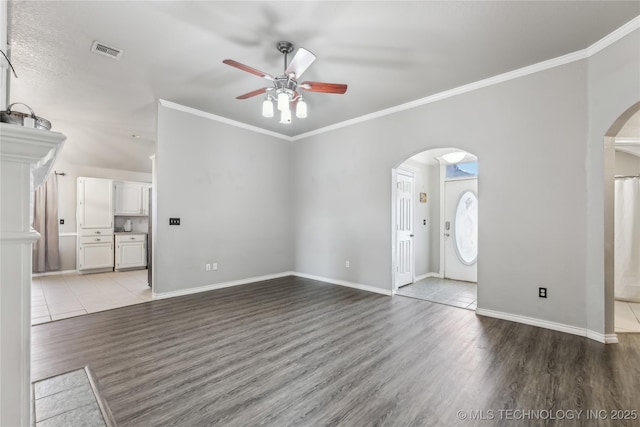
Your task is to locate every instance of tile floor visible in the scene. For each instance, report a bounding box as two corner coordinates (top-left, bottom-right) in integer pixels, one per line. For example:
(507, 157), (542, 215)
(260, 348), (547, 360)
(33, 369), (106, 427)
(32, 270), (152, 325)
(396, 277), (477, 310)
(615, 300), (640, 333)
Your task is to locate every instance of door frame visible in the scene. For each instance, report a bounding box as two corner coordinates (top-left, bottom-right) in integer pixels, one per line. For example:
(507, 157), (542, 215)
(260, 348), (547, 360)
(391, 166), (418, 293)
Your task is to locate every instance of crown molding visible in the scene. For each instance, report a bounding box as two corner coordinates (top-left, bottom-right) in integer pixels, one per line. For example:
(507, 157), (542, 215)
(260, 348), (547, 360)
(161, 17), (640, 143)
(586, 15), (640, 56)
(158, 99), (292, 142)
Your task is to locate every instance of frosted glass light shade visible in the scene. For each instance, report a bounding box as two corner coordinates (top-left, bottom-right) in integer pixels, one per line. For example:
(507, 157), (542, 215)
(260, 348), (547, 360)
(296, 100), (307, 118)
(277, 92), (289, 111)
(279, 108), (292, 124)
(262, 99), (274, 117)
(442, 151), (466, 164)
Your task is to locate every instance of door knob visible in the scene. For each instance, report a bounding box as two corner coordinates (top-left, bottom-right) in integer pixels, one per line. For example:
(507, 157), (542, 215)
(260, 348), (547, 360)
(445, 233), (450, 237)
(410, 234), (414, 237)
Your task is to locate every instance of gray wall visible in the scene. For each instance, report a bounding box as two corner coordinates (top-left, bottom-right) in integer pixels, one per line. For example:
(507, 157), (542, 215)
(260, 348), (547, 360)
(428, 164), (441, 272)
(615, 151), (640, 175)
(292, 60), (590, 328)
(155, 106), (293, 294)
(585, 30), (640, 335)
(51, 159), (151, 272)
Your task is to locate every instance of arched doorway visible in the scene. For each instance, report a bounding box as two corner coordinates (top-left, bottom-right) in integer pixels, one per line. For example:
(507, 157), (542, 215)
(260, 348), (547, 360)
(605, 103), (640, 333)
(391, 147), (479, 310)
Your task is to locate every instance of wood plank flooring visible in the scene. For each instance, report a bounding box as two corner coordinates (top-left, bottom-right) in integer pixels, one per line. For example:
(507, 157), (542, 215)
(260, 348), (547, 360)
(32, 276), (640, 426)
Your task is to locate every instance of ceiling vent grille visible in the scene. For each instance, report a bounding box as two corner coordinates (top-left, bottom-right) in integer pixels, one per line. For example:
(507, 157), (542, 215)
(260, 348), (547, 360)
(90, 41), (123, 60)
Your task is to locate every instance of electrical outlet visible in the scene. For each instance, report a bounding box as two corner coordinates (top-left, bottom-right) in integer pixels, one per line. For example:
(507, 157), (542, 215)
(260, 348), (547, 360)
(539, 287), (547, 298)
(212, 263), (218, 270)
(59, 219), (65, 225)
(169, 217), (181, 225)
(345, 260), (350, 268)
(423, 219), (426, 226)
(205, 263), (211, 272)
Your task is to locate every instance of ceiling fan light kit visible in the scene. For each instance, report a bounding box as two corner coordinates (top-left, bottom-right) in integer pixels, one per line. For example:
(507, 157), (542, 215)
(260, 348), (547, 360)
(223, 41), (347, 124)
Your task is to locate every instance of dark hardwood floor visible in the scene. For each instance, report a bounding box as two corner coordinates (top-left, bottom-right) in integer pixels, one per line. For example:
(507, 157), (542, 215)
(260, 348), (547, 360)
(32, 276), (640, 426)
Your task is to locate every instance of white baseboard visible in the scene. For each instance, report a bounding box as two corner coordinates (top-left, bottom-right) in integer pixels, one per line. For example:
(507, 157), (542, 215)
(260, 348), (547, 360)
(152, 271), (294, 299)
(586, 330), (619, 344)
(426, 272), (444, 279)
(476, 308), (618, 344)
(291, 271), (393, 296)
(32, 269), (77, 277)
(414, 273), (429, 282)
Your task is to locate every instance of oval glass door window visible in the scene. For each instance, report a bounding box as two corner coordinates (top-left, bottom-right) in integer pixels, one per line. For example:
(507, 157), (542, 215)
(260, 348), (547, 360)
(454, 191), (478, 265)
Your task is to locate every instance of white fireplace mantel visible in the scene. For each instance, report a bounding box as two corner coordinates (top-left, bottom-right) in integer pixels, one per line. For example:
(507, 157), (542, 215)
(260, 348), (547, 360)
(0, 122), (66, 426)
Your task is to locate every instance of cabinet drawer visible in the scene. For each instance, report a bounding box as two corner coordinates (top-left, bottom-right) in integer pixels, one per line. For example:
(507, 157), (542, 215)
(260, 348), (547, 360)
(80, 235), (114, 245)
(116, 234), (146, 243)
(80, 228), (113, 237)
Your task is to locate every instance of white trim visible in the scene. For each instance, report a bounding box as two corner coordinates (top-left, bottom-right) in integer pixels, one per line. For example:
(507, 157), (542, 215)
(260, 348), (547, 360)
(32, 269), (76, 277)
(476, 308), (618, 344)
(59, 232), (77, 237)
(586, 15), (640, 57)
(0, 230), (40, 244)
(586, 330), (619, 344)
(414, 273), (429, 282)
(414, 272), (445, 282)
(615, 137), (640, 145)
(157, 19), (640, 144)
(152, 271), (293, 299)
(158, 99), (292, 142)
(292, 50), (588, 142)
(292, 272), (392, 296)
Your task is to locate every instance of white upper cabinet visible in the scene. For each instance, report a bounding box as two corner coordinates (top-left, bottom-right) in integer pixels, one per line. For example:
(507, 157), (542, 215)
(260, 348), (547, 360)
(77, 177), (113, 229)
(114, 182), (151, 216)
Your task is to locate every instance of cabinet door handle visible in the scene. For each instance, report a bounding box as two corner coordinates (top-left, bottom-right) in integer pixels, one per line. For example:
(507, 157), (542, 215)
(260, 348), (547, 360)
(95, 231), (101, 234)
(95, 238), (101, 241)
(131, 237), (136, 240)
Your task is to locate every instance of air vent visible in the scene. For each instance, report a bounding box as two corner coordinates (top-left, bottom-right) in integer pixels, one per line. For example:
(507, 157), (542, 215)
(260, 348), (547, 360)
(90, 41), (122, 60)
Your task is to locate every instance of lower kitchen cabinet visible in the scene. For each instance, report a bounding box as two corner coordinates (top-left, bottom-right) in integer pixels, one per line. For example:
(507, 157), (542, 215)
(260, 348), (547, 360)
(115, 233), (147, 271)
(78, 235), (114, 271)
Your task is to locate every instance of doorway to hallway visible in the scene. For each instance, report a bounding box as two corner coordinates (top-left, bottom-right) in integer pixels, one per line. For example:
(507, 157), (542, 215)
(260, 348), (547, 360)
(392, 147), (479, 310)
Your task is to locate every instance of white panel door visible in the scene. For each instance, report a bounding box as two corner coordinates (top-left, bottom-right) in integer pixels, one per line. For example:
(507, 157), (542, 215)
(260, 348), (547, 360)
(396, 171), (414, 288)
(444, 179), (478, 282)
(78, 178), (113, 229)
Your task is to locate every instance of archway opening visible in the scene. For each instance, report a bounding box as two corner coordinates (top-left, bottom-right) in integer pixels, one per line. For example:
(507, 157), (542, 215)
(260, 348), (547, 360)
(606, 104), (640, 334)
(391, 147), (479, 311)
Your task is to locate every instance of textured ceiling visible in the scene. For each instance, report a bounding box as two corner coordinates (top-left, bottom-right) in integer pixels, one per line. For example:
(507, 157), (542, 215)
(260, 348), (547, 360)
(7, 1), (640, 173)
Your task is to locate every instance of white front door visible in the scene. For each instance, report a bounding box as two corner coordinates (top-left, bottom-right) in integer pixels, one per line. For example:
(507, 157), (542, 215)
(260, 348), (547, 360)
(396, 171), (414, 288)
(444, 178), (478, 282)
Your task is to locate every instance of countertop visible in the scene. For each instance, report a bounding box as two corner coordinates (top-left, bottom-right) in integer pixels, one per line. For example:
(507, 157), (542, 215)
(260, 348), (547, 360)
(114, 231), (147, 235)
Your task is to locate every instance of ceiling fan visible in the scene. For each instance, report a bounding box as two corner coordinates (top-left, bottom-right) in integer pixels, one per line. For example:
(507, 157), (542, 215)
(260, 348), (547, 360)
(223, 41), (348, 124)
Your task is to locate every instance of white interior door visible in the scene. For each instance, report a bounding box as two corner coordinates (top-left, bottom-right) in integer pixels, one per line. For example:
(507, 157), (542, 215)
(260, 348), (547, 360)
(396, 171), (414, 288)
(444, 178), (478, 282)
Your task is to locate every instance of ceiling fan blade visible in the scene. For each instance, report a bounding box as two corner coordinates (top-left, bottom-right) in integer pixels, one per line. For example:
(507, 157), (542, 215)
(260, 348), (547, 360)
(236, 87), (271, 100)
(285, 48), (316, 78)
(300, 81), (348, 94)
(223, 59), (274, 81)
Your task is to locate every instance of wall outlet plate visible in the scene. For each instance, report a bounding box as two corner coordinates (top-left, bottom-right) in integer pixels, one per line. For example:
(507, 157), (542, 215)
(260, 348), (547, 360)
(539, 287), (547, 298)
(169, 218), (180, 225)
